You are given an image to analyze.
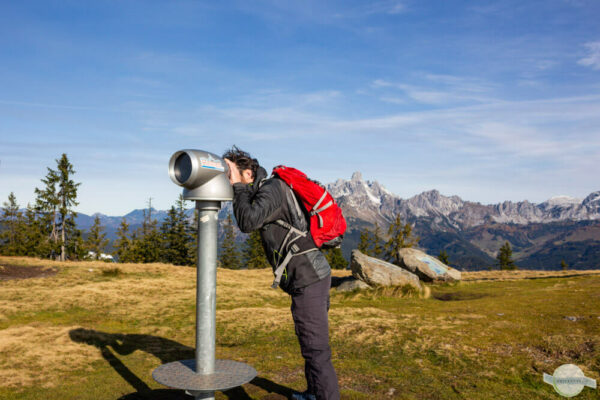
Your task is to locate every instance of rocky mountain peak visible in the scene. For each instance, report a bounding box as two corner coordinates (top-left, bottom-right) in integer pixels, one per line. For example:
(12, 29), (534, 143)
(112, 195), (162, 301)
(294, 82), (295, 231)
(351, 171), (363, 182)
(413, 189), (441, 202)
(540, 196), (583, 210)
(583, 191), (600, 207)
(406, 190), (464, 217)
(326, 173), (600, 228)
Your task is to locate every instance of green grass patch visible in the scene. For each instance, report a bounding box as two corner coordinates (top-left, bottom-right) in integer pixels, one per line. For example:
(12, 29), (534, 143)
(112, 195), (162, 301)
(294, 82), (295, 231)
(1, 257), (599, 399)
(101, 267), (123, 277)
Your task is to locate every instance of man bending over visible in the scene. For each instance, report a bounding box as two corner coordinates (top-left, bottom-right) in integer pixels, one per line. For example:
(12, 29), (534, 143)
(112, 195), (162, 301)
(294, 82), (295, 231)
(223, 146), (340, 400)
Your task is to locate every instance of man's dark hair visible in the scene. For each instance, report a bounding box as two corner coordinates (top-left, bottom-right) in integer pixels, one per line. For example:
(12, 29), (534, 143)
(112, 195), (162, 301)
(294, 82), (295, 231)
(222, 146), (260, 179)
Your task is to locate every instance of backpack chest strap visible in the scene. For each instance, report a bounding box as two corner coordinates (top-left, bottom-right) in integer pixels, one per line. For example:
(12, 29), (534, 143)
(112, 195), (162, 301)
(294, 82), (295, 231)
(271, 243), (318, 289)
(270, 219), (317, 289)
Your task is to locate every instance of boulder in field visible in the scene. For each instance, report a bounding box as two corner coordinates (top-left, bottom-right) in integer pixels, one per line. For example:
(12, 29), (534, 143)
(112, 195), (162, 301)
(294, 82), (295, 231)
(350, 250), (421, 290)
(335, 276), (371, 292)
(397, 248), (461, 282)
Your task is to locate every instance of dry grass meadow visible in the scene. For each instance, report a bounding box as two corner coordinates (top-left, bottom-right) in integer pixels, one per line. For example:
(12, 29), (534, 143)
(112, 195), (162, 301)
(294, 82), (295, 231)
(1, 256), (599, 399)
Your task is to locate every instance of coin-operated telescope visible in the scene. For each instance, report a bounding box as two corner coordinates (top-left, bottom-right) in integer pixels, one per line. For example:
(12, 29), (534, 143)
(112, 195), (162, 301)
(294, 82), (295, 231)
(153, 150), (256, 400)
(168, 150), (234, 201)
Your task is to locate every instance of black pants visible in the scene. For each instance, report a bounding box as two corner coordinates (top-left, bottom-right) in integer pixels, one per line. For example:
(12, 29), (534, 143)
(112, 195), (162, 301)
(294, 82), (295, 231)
(291, 274), (340, 400)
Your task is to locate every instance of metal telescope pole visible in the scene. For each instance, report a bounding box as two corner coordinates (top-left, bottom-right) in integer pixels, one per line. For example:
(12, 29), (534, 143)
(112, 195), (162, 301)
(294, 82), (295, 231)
(154, 149), (256, 398)
(194, 201), (220, 400)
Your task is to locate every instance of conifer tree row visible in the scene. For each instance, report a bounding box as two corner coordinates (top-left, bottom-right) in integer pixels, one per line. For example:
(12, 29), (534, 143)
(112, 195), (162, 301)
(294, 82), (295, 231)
(323, 247), (347, 269)
(384, 214), (419, 264)
(0, 192), (25, 255)
(243, 230), (268, 269)
(112, 195), (196, 266)
(0, 154), (83, 260)
(160, 195), (194, 266)
(357, 215), (419, 265)
(85, 215), (109, 260)
(0, 190), (201, 266)
(358, 223), (382, 257)
(114, 217), (133, 262)
(0, 153), (244, 267)
(219, 213), (240, 269)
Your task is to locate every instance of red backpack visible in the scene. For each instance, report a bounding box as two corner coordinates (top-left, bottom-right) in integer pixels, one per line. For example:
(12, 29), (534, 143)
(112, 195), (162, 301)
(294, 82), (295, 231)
(272, 166), (346, 248)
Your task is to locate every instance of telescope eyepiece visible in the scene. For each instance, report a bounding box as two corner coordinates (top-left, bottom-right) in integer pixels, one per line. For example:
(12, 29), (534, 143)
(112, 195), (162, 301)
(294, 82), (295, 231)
(174, 152), (193, 184)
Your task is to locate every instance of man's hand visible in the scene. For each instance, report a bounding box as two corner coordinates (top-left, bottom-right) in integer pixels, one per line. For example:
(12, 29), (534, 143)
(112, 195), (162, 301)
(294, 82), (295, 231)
(225, 159), (242, 184)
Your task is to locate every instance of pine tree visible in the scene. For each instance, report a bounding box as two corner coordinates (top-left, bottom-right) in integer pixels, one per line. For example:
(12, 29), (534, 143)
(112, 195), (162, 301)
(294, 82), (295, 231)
(323, 247), (347, 269)
(65, 215), (86, 260)
(128, 230), (144, 263)
(55, 154), (81, 261)
(357, 227), (371, 255)
(219, 213), (240, 269)
(372, 222), (384, 259)
(243, 230), (268, 269)
(114, 218), (132, 263)
(384, 214), (419, 264)
(0, 192), (25, 255)
(34, 166), (60, 258)
(135, 206), (161, 263)
(160, 196), (193, 266)
(496, 241), (516, 270)
(85, 215), (109, 260)
(357, 224), (388, 259)
(178, 195), (195, 266)
(21, 203), (43, 257)
(438, 250), (450, 265)
(561, 260), (569, 271)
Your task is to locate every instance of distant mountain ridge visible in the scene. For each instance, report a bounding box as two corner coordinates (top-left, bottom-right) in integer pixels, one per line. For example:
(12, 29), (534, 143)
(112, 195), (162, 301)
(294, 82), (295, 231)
(71, 172), (600, 270)
(326, 172), (600, 229)
(326, 172), (600, 270)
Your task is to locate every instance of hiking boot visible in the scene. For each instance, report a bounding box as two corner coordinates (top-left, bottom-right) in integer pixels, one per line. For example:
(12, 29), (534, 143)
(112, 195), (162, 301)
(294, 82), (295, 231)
(291, 391), (316, 400)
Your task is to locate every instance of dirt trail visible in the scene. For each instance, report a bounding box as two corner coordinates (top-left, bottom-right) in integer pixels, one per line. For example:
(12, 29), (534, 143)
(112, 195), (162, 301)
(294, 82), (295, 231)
(0, 264), (58, 281)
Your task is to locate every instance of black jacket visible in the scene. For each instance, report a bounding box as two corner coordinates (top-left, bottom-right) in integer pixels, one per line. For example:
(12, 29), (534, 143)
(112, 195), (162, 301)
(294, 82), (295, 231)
(232, 166), (330, 293)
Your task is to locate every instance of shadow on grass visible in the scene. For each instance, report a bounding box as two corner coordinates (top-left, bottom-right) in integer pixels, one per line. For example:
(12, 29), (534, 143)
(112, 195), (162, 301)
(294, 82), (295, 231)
(69, 328), (292, 400)
(432, 292), (489, 301)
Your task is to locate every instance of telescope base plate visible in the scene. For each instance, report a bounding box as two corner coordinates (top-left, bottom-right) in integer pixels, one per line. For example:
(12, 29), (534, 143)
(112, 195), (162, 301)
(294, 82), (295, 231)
(152, 359), (257, 392)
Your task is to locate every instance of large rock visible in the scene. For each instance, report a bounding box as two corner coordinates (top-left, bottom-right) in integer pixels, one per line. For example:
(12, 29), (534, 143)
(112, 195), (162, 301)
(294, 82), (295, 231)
(350, 250), (421, 290)
(335, 277), (371, 292)
(397, 248), (461, 282)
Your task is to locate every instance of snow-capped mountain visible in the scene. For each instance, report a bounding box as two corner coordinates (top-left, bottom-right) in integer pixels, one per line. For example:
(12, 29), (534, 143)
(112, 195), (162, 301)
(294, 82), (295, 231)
(325, 172), (600, 270)
(327, 172), (600, 229)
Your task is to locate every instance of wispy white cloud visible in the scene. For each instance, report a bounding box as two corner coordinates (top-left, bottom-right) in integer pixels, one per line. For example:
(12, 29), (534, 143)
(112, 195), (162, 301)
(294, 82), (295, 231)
(373, 80), (454, 104)
(361, 1), (405, 16)
(234, 89), (342, 108)
(578, 41), (600, 70)
(333, 1), (406, 19)
(379, 96), (406, 104)
(152, 87), (600, 165)
(5, 87), (599, 212)
(535, 60), (558, 70)
(371, 75), (495, 105)
(155, 89), (600, 204)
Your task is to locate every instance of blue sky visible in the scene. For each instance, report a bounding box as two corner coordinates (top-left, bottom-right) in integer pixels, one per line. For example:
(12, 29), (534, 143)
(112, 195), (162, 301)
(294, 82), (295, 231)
(1, 0), (599, 215)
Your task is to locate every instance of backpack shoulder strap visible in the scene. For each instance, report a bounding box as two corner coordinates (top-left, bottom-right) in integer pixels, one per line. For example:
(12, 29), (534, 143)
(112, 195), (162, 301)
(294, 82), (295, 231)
(271, 241), (318, 289)
(272, 176), (308, 232)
